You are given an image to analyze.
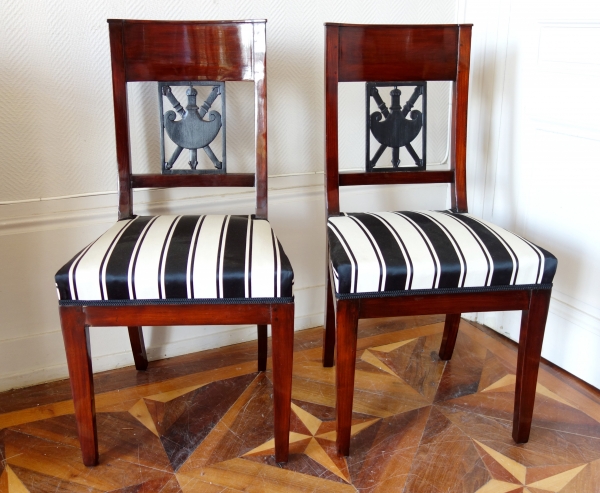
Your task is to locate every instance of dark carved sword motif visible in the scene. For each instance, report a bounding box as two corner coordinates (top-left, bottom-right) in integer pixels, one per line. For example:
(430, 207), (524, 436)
(369, 85), (424, 169)
(163, 85), (223, 170)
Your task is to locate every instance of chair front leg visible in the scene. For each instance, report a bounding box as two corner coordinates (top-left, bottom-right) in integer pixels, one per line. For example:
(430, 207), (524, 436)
(60, 306), (98, 466)
(270, 303), (294, 463)
(257, 325), (268, 371)
(513, 289), (552, 443)
(439, 313), (462, 360)
(335, 299), (360, 456)
(322, 262), (336, 367)
(128, 326), (148, 371)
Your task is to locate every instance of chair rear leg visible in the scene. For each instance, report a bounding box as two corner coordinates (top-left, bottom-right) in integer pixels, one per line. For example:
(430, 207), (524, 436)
(60, 306), (98, 466)
(439, 313), (462, 360)
(513, 289), (552, 443)
(271, 303), (294, 463)
(128, 326), (148, 371)
(322, 263), (336, 367)
(257, 325), (268, 372)
(335, 299), (360, 456)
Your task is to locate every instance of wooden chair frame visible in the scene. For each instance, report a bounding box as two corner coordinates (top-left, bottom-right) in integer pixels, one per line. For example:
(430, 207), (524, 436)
(59, 19), (294, 466)
(322, 23), (552, 456)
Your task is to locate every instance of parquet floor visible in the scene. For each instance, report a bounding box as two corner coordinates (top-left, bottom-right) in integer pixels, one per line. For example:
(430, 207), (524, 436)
(1, 315), (599, 492)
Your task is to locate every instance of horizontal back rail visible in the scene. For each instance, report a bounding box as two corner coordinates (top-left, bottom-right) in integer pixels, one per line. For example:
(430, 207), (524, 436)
(339, 170), (454, 186)
(336, 24), (459, 82)
(131, 173), (256, 189)
(114, 20), (258, 82)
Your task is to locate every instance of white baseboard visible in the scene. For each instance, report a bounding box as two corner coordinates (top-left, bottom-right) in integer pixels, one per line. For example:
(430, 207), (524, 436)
(465, 290), (600, 389)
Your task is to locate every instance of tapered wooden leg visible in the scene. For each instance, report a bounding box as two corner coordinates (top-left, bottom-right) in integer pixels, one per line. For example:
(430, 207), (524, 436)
(60, 306), (98, 466)
(439, 313), (462, 360)
(257, 324), (268, 372)
(513, 289), (552, 443)
(322, 262), (336, 367)
(127, 326), (148, 371)
(271, 303), (294, 463)
(335, 299), (360, 456)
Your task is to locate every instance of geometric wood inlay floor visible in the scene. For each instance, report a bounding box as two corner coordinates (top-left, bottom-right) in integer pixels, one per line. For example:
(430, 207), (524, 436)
(1, 315), (599, 492)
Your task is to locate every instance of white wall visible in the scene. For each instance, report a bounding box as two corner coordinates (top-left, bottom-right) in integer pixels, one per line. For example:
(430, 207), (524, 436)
(460, 0), (600, 388)
(0, 0), (455, 391)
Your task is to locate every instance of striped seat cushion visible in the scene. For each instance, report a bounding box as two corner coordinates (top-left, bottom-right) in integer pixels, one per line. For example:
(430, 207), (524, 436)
(327, 211), (557, 297)
(56, 215), (294, 303)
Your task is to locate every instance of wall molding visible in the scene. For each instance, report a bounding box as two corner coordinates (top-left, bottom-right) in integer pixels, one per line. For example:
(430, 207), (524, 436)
(550, 290), (600, 338)
(0, 173), (449, 237)
(0, 174), (325, 237)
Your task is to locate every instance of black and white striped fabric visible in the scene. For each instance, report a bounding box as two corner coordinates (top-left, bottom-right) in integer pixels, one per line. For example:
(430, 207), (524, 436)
(56, 215), (294, 303)
(328, 211), (557, 296)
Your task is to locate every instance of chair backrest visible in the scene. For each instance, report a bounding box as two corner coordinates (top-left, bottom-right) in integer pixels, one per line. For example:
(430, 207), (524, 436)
(108, 19), (268, 219)
(324, 23), (472, 216)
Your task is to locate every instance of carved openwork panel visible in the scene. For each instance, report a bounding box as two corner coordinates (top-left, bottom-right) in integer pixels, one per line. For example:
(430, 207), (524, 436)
(159, 81), (226, 174)
(366, 82), (426, 172)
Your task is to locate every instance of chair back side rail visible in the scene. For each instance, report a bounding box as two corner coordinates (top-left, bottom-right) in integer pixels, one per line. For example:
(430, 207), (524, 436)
(109, 20), (134, 220)
(253, 21), (268, 219)
(451, 24), (471, 212)
(107, 19), (267, 219)
(324, 23), (472, 217)
(324, 25), (341, 215)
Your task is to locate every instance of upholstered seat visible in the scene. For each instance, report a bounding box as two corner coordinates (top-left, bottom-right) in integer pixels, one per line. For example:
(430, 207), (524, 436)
(56, 215), (294, 303)
(328, 211), (557, 297)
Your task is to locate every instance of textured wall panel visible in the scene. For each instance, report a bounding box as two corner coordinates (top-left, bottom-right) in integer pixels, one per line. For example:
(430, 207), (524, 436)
(0, 0), (455, 201)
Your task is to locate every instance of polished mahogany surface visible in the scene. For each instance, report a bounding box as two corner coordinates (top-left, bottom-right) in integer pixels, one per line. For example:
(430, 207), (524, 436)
(335, 24), (460, 82)
(338, 169), (454, 187)
(117, 20), (257, 82)
(130, 173), (256, 189)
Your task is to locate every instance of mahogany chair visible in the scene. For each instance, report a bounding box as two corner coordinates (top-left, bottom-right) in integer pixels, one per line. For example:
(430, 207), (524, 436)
(322, 23), (557, 456)
(55, 19), (294, 466)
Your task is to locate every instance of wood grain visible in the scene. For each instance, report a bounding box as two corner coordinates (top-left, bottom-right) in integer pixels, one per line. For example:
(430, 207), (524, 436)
(450, 24), (472, 212)
(118, 20), (256, 82)
(82, 303), (273, 327)
(339, 170), (454, 186)
(127, 326), (148, 371)
(270, 303), (295, 462)
(439, 313), (462, 360)
(335, 300), (360, 455)
(130, 173), (255, 189)
(357, 290), (531, 318)
(513, 289), (552, 443)
(337, 25), (460, 82)
(60, 306), (98, 466)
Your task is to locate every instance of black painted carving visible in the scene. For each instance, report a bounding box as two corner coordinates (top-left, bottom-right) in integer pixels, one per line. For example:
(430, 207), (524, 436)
(159, 81), (226, 174)
(366, 82), (426, 171)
